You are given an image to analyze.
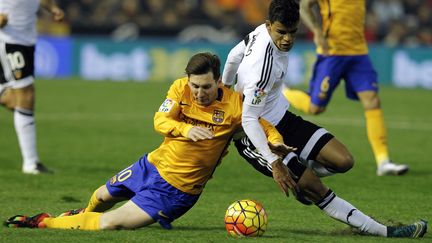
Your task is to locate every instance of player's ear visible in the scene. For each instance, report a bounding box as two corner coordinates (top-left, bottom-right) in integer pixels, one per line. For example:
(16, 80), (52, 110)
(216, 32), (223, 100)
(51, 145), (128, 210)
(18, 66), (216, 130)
(265, 20), (272, 30)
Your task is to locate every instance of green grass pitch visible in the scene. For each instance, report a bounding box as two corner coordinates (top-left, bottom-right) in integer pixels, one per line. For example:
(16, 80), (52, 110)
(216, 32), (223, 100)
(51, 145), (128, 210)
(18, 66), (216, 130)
(0, 79), (431, 243)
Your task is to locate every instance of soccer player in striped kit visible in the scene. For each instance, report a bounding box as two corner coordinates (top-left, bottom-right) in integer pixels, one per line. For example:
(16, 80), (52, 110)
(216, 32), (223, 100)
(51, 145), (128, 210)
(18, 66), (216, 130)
(222, 0), (427, 238)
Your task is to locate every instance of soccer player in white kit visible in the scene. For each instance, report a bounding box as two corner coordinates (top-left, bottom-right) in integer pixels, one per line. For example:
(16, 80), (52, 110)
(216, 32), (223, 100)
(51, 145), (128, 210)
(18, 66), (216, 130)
(222, 0), (427, 238)
(0, 0), (64, 174)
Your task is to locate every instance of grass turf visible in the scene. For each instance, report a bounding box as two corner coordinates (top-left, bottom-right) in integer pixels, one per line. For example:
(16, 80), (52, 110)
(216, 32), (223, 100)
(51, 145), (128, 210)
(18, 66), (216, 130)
(0, 79), (431, 242)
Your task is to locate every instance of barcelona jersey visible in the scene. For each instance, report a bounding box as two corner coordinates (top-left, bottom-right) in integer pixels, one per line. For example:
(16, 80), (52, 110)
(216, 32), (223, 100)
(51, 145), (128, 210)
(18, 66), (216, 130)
(148, 77), (282, 194)
(317, 0), (368, 55)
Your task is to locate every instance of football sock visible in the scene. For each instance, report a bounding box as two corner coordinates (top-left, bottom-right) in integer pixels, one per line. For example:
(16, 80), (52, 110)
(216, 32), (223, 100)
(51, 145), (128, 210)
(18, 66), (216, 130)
(365, 109), (389, 165)
(85, 189), (116, 212)
(316, 190), (387, 236)
(43, 212), (101, 230)
(283, 88), (311, 114)
(14, 108), (39, 169)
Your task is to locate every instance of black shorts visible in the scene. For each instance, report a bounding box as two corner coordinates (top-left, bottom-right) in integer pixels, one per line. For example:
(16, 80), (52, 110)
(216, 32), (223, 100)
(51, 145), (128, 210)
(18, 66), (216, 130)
(234, 110), (333, 178)
(0, 42), (35, 85)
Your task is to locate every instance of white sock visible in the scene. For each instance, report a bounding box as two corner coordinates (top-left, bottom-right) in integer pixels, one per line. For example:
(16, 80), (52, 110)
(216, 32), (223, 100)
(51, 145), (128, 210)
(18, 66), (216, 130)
(316, 190), (387, 236)
(14, 108), (40, 169)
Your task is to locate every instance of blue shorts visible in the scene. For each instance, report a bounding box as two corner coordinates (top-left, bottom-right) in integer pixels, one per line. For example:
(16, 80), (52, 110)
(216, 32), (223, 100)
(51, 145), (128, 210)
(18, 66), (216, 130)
(308, 55), (378, 106)
(105, 155), (200, 227)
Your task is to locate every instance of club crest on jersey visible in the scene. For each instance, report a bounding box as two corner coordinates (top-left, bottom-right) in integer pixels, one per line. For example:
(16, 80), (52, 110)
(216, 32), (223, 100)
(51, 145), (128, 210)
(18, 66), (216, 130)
(158, 98), (174, 113)
(212, 110), (225, 123)
(252, 88), (265, 105)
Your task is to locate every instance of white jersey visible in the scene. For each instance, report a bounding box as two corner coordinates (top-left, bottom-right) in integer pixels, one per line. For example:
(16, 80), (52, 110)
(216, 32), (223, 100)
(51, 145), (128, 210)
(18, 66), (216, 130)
(222, 24), (290, 164)
(0, 0), (40, 45)
(223, 24), (290, 125)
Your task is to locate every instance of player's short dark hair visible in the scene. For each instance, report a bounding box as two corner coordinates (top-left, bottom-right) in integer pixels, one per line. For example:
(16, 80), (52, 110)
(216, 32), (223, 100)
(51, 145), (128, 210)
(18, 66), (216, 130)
(185, 52), (221, 81)
(268, 0), (299, 27)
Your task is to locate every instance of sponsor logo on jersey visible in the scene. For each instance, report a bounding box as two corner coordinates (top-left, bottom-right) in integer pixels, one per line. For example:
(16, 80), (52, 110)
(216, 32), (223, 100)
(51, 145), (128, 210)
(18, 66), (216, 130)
(212, 110), (225, 123)
(252, 88), (265, 105)
(158, 98), (174, 112)
(180, 113), (216, 131)
(158, 210), (170, 219)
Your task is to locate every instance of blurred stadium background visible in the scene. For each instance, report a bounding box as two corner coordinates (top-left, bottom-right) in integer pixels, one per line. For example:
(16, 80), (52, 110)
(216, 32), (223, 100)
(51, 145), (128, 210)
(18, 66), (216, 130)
(35, 0), (432, 88)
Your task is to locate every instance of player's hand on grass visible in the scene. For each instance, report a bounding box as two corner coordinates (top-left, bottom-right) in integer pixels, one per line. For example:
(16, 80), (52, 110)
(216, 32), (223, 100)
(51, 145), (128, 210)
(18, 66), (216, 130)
(271, 158), (299, 197)
(268, 142), (297, 157)
(0, 14), (8, 28)
(187, 126), (214, 141)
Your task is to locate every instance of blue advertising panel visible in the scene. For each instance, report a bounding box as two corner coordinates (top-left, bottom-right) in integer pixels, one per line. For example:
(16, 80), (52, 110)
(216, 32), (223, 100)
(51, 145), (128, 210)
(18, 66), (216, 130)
(35, 36), (432, 89)
(35, 36), (72, 78)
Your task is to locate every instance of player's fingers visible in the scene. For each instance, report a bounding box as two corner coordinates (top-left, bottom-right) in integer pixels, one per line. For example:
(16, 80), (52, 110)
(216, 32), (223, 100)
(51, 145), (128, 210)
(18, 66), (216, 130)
(196, 127), (214, 139)
(279, 181), (289, 197)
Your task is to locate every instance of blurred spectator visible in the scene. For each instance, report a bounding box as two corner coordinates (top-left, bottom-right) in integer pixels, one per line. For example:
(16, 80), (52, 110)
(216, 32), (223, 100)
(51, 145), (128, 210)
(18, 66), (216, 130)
(40, 0), (431, 46)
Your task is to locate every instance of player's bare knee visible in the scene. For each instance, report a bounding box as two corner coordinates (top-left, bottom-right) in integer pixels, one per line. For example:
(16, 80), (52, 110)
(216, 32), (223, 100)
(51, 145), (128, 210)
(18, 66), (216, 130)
(337, 153), (354, 173)
(96, 185), (112, 202)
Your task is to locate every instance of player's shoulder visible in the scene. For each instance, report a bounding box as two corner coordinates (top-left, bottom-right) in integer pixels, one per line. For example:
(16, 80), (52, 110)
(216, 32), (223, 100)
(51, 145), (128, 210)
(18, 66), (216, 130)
(171, 77), (189, 90)
(221, 86), (242, 103)
(243, 24), (274, 64)
(172, 77), (188, 86)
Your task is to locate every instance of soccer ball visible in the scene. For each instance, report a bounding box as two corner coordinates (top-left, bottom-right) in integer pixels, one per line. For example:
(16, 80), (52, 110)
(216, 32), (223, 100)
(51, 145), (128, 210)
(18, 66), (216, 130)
(224, 199), (268, 237)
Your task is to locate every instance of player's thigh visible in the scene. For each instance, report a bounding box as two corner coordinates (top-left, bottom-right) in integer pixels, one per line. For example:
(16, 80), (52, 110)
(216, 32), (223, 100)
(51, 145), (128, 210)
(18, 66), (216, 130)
(344, 55), (378, 103)
(276, 111), (333, 161)
(11, 84), (35, 109)
(100, 200), (155, 230)
(0, 88), (15, 109)
(315, 137), (354, 172)
(309, 55), (346, 107)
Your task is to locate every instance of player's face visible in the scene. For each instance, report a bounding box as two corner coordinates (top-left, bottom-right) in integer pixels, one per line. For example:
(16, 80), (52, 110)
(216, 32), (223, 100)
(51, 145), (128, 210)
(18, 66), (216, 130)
(188, 72), (220, 106)
(266, 20), (299, 52)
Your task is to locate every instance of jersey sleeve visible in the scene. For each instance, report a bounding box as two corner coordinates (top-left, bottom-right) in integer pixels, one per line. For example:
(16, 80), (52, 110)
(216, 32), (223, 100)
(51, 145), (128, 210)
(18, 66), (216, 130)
(259, 117), (283, 145)
(222, 40), (246, 86)
(239, 51), (275, 109)
(242, 103), (279, 164)
(153, 80), (193, 138)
